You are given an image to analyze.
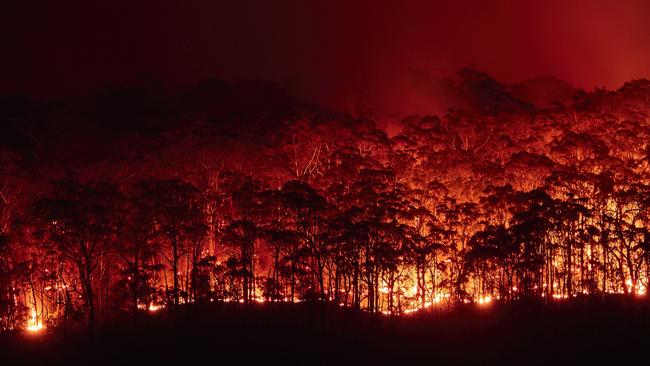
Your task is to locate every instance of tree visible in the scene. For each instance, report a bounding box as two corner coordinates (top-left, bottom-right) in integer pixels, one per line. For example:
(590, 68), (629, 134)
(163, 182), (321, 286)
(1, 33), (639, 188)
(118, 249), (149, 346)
(31, 179), (121, 338)
(280, 180), (329, 300)
(222, 220), (257, 303)
(132, 178), (206, 309)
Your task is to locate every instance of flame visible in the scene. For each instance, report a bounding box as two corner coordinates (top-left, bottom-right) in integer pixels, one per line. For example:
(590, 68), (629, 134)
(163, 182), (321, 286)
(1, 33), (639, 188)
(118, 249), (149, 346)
(26, 309), (44, 332)
(477, 295), (492, 305)
(138, 301), (163, 312)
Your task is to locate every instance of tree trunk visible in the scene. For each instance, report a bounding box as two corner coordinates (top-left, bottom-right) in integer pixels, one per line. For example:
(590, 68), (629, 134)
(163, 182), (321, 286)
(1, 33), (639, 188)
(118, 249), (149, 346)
(132, 253), (139, 314)
(602, 231), (608, 299)
(353, 258), (360, 310)
(567, 237), (573, 298)
(79, 263), (95, 340)
(172, 237), (179, 308)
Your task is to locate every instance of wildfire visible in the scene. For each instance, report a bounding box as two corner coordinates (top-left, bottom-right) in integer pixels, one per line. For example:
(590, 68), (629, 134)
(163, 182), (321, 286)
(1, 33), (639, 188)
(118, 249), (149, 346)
(477, 295), (492, 305)
(26, 309), (44, 332)
(625, 279), (646, 295)
(137, 302), (163, 312)
(402, 301), (434, 315)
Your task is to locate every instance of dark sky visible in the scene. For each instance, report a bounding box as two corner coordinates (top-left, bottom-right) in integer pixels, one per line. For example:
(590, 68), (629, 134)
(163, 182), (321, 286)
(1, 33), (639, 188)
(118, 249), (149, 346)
(2, 0), (650, 113)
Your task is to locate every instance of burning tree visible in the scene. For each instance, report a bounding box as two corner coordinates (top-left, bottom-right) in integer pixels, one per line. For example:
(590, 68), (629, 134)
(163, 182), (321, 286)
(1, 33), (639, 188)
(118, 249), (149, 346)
(2, 72), (650, 333)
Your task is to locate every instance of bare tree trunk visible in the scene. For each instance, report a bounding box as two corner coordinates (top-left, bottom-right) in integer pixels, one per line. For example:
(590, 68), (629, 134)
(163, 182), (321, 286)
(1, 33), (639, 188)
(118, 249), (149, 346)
(172, 237), (180, 308)
(133, 254), (140, 313)
(602, 232), (608, 300)
(290, 256), (295, 302)
(353, 259), (360, 310)
(79, 262), (95, 340)
(567, 237), (573, 299)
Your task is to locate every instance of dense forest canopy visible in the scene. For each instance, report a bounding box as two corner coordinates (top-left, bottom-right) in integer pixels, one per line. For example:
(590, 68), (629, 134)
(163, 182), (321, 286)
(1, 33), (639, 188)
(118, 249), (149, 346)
(2, 70), (650, 335)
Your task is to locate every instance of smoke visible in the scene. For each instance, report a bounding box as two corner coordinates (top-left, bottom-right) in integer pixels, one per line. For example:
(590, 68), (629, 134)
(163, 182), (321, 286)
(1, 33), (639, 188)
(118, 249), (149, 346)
(1, 0), (649, 116)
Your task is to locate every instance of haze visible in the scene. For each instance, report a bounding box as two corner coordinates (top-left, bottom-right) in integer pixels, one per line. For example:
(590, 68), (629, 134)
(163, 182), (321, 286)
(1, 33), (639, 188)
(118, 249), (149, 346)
(2, 0), (649, 114)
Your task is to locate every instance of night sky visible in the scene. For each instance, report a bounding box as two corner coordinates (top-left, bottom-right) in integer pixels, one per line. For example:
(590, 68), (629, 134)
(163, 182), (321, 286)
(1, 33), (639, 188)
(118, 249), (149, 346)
(2, 0), (650, 114)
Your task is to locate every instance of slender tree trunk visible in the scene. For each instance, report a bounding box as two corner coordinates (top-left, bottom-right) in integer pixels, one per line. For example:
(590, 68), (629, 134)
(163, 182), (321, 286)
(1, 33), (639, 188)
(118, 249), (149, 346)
(132, 253), (139, 314)
(334, 263), (340, 303)
(172, 237), (179, 308)
(184, 255), (190, 303)
(79, 263), (95, 340)
(353, 258), (360, 310)
(645, 251), (650, 302)
(602, 231), (608, 299)
(250, 248), (255, 302)
(290, 256), (295, 302)
(420, 262), (426, 309)
(567, 237), (573, 298)
(580, 244), (584, 294)
(317, 255), (325, 301)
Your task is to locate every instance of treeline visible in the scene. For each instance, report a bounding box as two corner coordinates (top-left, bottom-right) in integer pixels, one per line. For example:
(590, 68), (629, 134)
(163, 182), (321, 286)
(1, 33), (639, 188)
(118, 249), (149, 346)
(1, 72), (650, 335)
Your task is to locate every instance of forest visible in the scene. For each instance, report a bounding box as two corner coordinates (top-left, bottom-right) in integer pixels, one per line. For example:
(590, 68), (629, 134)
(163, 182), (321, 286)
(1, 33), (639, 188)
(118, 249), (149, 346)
(2, 69), (650, 338)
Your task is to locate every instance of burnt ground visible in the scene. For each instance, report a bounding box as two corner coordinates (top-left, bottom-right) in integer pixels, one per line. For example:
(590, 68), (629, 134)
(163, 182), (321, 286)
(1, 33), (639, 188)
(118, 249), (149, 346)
(1, 300), (649, 365)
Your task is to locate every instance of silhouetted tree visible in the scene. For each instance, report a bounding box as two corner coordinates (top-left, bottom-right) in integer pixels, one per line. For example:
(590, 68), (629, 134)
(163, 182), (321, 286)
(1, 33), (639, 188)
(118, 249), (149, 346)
(31, 179), (121, 338)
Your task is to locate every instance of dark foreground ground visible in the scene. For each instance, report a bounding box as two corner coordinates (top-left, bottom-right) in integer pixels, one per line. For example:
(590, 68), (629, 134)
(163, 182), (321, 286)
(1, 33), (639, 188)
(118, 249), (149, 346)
(2, 300), (650, 365)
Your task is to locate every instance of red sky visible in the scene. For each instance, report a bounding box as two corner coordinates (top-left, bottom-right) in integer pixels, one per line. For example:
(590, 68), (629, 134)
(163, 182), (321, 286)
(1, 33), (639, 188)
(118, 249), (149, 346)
(2, 0), (649, 114)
